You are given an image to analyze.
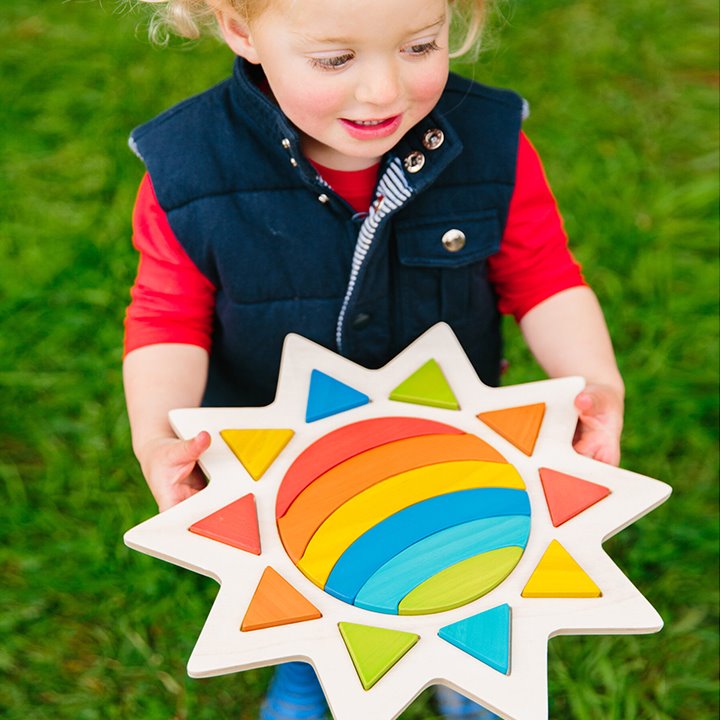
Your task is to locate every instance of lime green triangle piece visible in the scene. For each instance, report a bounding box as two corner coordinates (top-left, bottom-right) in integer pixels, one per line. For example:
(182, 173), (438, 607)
(220, 429), (294, 481)
(389, 359), (459, 410)
(338, 622), (419, 690)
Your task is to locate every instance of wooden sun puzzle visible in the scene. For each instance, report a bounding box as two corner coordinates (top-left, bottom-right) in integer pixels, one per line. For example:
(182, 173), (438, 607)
(124, 324), (671, 719)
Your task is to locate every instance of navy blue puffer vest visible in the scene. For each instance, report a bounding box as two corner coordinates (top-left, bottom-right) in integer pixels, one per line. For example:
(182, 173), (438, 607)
(130, 59), (523, 406)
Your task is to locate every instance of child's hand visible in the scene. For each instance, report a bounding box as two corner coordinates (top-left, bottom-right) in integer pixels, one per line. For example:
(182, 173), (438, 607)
(572, 384), (624, 466)
(139, 432), (212, 512)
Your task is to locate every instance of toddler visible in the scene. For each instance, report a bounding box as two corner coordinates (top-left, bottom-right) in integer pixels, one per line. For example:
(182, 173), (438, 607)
(124, 0), (625, 717)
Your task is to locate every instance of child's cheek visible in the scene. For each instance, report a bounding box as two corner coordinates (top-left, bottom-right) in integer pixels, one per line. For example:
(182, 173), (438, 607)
(416, 69), (450, 102)
(283, 86), (342, 125)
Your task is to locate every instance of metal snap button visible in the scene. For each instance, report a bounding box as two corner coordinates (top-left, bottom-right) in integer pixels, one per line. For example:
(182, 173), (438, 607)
(441, 229), (466, 252)
(352, 313), (371, 330)
(403, 151), (425, 173)
(281, 138), (291, 149)
(422, 128), (444, 150)
(318, 193), (329, 204)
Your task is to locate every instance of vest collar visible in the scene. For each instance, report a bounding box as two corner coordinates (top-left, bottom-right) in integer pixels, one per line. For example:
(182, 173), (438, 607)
(229, 58), (463, 197)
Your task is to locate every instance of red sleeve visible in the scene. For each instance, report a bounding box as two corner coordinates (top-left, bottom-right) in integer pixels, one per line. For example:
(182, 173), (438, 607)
(487, 132), (586, 322)
(123, 173), (216, 356)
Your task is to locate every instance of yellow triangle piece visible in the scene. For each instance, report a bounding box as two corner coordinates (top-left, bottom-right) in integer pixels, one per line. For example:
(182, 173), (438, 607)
(477, 403), (545, 455)
(521, 540), (602, 598)
(220, 429), (294, 481)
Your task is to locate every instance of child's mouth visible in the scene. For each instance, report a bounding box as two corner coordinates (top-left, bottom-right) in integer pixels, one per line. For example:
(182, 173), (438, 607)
(339, 114), (403, 139)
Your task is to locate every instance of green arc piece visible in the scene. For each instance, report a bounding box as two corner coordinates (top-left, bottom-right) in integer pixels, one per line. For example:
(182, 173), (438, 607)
(398, 546), (523, 615)
(338, 622), (419, 690)
(389, 359), (460, 410)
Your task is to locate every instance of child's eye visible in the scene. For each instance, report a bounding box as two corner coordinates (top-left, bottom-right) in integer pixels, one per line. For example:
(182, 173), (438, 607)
(308, 53), (355, 71)
(404, 40), (441, 57)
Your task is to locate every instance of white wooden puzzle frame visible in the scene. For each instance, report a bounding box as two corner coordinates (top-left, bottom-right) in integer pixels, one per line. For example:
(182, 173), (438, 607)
(124, 323), (671, 720)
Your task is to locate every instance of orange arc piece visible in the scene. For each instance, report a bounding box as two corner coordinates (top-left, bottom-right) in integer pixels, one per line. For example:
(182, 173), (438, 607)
(188, 493), (261, 555)
(276, 417), (465, 518)
(241, 567), (322, 632)
(539, 467), (611, 527)
(278, 433), (507, 563)
(477, 403), (546, 456)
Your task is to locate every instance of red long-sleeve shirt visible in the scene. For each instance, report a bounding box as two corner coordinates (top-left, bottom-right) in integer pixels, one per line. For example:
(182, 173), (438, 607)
(124, 132), (584, 355)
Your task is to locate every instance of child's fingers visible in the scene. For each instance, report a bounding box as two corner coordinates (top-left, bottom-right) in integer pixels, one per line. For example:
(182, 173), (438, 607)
(166, 431), (212, 466)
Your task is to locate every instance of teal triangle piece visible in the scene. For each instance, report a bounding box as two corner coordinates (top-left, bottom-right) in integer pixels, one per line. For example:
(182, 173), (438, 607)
(389, 359), (459, 410)
(438, 604), (511, 675)
(306, 370), (370, 423)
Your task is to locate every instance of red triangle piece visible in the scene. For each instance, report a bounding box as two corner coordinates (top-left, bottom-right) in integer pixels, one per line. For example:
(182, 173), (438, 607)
(241, 567), (322, 631)
(477, 403), (545, 455)
(539, 468), (611, 527)
(189, 494), (261, 555)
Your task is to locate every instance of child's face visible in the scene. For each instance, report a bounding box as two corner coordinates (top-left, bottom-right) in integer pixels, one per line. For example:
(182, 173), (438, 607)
(226, 0), (449, 170)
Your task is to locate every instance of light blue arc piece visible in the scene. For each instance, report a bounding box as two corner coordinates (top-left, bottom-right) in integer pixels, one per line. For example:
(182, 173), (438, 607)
(305, 369), (370, 423)
(324, 488), (531, 605)
(354, 516), (530, 614)
(439, 604), (512, 675)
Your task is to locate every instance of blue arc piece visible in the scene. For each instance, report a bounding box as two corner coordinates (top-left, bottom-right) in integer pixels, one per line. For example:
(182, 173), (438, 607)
(439, 604), (512, 675)
(305, 369), (370, 423)
(354, 516), (530, 614)
(323, 488), (530, 605)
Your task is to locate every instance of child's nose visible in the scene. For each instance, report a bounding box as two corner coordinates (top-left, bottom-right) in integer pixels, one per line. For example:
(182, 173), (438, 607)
(354, 61), (400, 107)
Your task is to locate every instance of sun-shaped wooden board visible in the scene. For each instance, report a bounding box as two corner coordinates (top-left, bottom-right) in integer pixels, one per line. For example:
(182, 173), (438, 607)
(124, 323), (671, 720)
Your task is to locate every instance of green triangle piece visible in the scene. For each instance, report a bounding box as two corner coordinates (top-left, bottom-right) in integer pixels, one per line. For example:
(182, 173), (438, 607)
(389, 359), (459, 410)
(338, 622), (419, 690)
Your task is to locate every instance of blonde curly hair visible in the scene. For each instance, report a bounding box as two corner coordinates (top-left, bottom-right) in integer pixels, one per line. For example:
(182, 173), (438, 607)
(136, 0), (491, 58)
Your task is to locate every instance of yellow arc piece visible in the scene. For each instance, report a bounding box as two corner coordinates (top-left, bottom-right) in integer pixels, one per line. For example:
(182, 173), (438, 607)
(521, 540), (602, 598)
(220, 429), (294, 481)
(297, 460), (525, 587)
(398, 546), (524, 615)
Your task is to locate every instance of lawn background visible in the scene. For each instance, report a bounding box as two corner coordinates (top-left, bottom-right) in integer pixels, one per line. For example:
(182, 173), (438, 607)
(0, 0), (717, 718)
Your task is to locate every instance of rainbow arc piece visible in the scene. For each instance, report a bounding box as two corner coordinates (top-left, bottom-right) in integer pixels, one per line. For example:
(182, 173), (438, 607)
(125, 323), (671, 720)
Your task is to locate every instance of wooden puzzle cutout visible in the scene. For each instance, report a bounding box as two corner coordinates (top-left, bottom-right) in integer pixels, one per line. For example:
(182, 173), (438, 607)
(189, 493), (261, 555)
(438, 604), (512, 675)
(124, 323), (671, 720)
(338, 622), (419, 690)
(277, 433), (508, 564)
(325, 489), (531, 607)
(306, 369), (370, 422)
(477, 403), (546, 456)
(276, 417), (464, 517)
(539, 467), (611, 527)
(220, 429), (294, 481)
(241, 566), (322, 631)
(389, 358), (460, 409)
(521, 541), (602, 599)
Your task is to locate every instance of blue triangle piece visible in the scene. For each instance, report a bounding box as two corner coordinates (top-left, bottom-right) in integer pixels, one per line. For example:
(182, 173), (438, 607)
(438, 604), (511, 675)
(305, 370), (370, 423)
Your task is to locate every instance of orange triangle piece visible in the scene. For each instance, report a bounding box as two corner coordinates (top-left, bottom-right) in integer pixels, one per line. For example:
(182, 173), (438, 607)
(477, 403), (545, 456)
(540, 468), (611, 527)
(189, 493), (261, 555)
(241, 567), (322, 632)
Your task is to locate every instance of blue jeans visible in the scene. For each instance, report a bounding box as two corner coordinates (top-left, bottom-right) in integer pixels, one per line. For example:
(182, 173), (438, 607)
(261, 662), (499, 719)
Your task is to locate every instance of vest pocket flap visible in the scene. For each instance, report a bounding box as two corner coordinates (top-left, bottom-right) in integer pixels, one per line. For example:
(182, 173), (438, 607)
(396, 210), (501, 268)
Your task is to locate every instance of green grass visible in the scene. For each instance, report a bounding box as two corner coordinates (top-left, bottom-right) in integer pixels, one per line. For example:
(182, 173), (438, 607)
(0, 0), (717, 718)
